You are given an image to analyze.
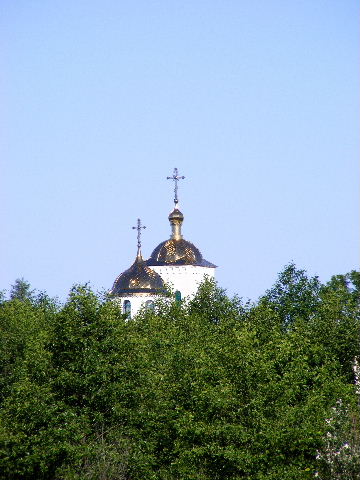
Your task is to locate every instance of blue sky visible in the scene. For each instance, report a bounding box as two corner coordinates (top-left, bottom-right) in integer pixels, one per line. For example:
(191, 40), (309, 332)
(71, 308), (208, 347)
(1, 1), (358, 301)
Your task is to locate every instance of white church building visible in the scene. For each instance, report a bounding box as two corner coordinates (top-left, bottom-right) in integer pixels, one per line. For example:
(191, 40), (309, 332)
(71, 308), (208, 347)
(110, 168), (216, 317)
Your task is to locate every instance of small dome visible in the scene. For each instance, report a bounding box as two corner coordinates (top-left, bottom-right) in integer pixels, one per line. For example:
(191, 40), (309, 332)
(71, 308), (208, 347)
(168, 208), (184, 221)
(110, 255), (165, 296)
(147, 238), (203, 265)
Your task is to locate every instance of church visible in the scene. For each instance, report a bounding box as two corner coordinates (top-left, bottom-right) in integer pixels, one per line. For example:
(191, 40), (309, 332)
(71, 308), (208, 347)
(110, 168), (216, 317)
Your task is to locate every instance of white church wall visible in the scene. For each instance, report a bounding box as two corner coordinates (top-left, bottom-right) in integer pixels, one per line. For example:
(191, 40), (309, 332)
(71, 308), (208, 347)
(151, 265), (215, 300)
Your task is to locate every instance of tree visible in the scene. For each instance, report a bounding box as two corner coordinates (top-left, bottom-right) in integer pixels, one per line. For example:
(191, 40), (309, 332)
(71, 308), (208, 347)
(9, 278), (35, 302)
(0, 268), (359, 479)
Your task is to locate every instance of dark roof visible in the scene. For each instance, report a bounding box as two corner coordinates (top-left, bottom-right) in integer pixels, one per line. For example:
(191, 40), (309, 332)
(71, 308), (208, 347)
(110, 256), (165, 296)
(146, 238), (217, 267)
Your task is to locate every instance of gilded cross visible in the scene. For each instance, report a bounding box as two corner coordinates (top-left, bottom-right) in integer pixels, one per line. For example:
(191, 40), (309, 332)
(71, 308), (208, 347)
(132, 218), (146, 249)
(167, 167), (185, 205)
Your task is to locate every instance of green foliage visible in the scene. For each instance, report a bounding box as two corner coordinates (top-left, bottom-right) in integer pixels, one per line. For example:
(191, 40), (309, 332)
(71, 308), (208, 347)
(0, 268), (359, 479)
(260, 263), (322, 327)
(9, 277), (35, 302)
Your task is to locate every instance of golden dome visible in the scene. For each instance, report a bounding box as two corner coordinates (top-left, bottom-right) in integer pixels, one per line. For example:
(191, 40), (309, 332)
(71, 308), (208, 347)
(147, 238), (203, 265)
(110, 251), (165, 296)
(147, 206), (216, 267)
(168, 208), (184, 221)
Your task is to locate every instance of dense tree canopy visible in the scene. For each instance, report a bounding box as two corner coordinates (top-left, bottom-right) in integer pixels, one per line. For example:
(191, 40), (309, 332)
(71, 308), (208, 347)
(0, 266), (359, 479)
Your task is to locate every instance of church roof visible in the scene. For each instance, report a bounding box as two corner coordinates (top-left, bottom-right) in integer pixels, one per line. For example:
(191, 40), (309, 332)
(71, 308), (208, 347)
(146, 238), (216, 267)
(110, 251), (165, 296)
(110, 169), (217, 298)
(110, 218), (166, 297)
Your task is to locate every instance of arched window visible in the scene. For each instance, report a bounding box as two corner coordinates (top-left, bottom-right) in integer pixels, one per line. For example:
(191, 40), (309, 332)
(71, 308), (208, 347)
(175, 290), (182, 302)
(145, 300), (155, 311)
(123, 300), (131, 316)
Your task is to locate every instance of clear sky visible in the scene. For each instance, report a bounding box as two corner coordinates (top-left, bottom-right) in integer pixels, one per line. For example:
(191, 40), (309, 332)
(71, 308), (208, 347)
(1, 1), (359, 302)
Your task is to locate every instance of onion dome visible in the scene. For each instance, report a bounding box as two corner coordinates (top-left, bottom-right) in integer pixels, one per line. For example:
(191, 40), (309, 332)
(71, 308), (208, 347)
(168, 208), (184, 222)
(147, 237), (203, 265)
(110, 251), (165, 296)
(110, 218), (165, 296)
(147, 206), (216, 267)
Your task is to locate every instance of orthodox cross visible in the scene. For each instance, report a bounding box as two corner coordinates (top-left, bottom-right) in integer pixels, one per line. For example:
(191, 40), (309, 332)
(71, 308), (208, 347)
(167, 167), (185, 205)
(132, 218), (146, 249)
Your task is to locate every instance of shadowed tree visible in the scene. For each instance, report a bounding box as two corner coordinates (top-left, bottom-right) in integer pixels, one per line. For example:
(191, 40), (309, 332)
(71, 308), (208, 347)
(9, 278), (35, 302)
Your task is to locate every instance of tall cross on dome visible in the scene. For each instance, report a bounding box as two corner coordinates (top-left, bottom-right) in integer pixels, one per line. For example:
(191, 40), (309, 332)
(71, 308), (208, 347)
(132, 218), (146, 250)
(167, 167), (185, 206)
